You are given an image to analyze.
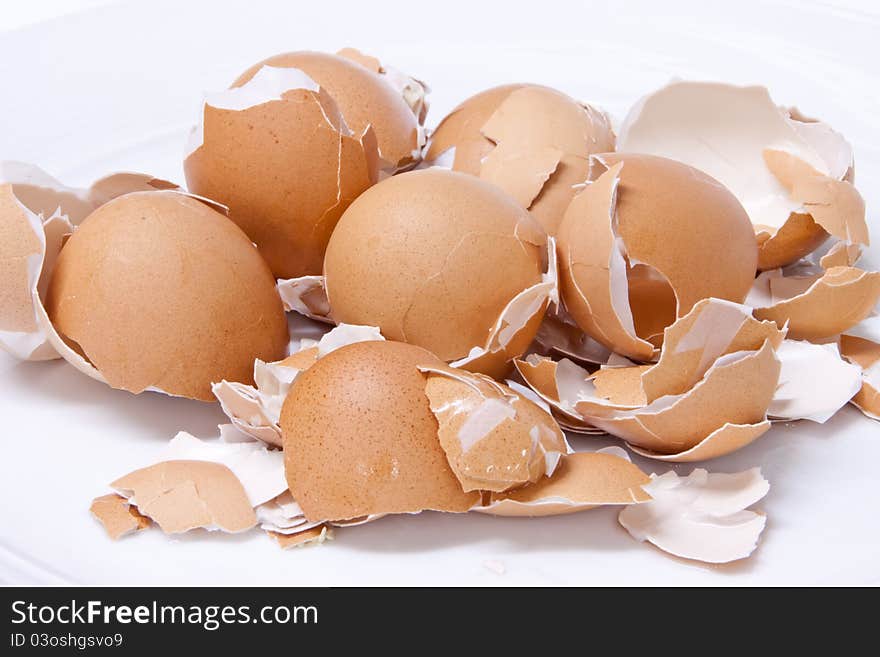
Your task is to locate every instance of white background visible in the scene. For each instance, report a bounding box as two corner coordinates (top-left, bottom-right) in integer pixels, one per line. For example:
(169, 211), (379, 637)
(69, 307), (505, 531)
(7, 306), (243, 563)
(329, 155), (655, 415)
(1, 0), (878, 585)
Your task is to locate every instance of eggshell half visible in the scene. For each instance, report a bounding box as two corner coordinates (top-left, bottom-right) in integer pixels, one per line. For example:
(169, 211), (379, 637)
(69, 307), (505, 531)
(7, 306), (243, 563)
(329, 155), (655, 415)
(184, 65), (380, 278)
(557, 155), (758, 360)
(233, 50), (423, 170)
(281, 340), (480, 521)
(323, 169), (547, 369)
(46, 191), (289, 401)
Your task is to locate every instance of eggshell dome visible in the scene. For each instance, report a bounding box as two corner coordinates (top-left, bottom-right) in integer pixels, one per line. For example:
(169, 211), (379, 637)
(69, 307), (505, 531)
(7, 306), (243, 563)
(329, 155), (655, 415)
(323, 169), (546, 361)
(280, 340), (479, 521)
(45, 191), (289, 401)
(233, 51), (420, 169)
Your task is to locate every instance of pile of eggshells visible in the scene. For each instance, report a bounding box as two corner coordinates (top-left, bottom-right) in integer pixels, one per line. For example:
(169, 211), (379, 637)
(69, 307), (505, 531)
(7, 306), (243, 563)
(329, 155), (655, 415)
(2, 49), (878, 564)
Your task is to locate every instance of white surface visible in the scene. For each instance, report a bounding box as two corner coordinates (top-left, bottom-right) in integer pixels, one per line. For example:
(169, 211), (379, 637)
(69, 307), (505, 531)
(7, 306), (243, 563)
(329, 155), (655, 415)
(1, 0), (878, 585)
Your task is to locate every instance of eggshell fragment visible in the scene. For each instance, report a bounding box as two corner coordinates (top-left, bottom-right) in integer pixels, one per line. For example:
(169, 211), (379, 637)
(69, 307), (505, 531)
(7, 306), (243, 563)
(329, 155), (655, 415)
(213, 323), (384, 445)
(841, 318), (880, 420)
(184, 65), (380, 278)
(618, 468), (769, 564)
(276, 275), (333, 324)
(269, 525), (334, 550)
(532, 309), (612, 365)
(628, 421), (772, 462)
(323, 169), (548, 373)
(45, 191), (289, 401)
(90, 494), (150, 540)
(476, 451), (651, 517)
(820, 241), (862, 269)
(281, 341), (481, 521)
(748, 266), (880, 340)
(426, 84), (615, 234)
(557, 156), (757, 360)
(618, 81), (865, 269)
(420, 365), (568, 493)
(112, 461), (257, 534)
(768, 340), (862, 422)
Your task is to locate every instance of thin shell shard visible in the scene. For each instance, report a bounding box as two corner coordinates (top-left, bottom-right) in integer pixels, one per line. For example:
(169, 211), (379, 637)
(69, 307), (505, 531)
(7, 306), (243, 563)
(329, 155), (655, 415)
(90, 494), (151, 540)
(618, 81), (864, 269)
(476, 451), (651, 517)
(112, 460), (257, 534)
(269, 525), (334, 549)
(748, 266), (880, 340)
(769, 340), (862, 422)
(276, 275), (332, 323)
(618, 468), (769, 564)
(841, 318), (880, 420)
(421, 365), (568, 493)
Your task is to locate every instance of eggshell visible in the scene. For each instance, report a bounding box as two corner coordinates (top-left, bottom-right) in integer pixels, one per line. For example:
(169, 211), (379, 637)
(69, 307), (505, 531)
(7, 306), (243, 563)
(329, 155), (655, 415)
(276, 275), (333, 324)
(233, 50), (423, 170)
(45, 191), (289, 401)
(820, 241), (862, 269)
(213, 323), (385, 445)
(618, 81), (865, 269)
(90, 494), (151, 540)
(427, 84), (614, 234)
(112, 460), (257, 534)
(557, 155), (758, 360)
(280, 340), (480, 521)
(618, 467), (769, 564)
(476, 451), (651, 517)
(420, 365), (568, 493)
(269, 525), (333, 549)
(628, 421), (772, 462)
(841, 319), (880, 420)
(323, 169), (547, 370)
(184, 65), (380, 278)
(748, 266), (880, 340)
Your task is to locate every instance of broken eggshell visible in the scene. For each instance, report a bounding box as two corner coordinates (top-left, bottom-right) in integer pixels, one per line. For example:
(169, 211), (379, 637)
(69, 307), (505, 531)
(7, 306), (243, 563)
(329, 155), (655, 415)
(323, 169), (551, 378)
(476, 450), (651, 517)
(420, 364), (569, 493)
(747, 266), (880, 340)
(184, 64), (381, 278)
(0, 164), (178, 361)
(618, 81), (867, 269)
(426, 84), (615, 234)
(45, 191), (289, 401)
(618, 467), (769, 564)
(280, 340), (481, 522)
(841, 316), (880, 420)
(234, 49), (426, 171)
(557, 156), (758, 361)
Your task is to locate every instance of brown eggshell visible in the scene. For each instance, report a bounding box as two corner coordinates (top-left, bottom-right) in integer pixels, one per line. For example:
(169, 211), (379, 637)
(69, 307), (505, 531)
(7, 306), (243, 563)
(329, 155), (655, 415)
(184, 85), (379, 278)
(840, 333), (880, 420)
(752, 266), (880, 340)
(421, 365), (567, 493)
(323, 169), (546, 364)
(755, 213), (829, 271)
(0, 185), (43, 343)
(477, 452), (651, 517)
(233, 51), (420, 169)
(45, 191), (289, 401)
(628, 421), (772, 462)
(281, 341), (480, 522)
(112, 460), (257, 534)
(90, 493), (151, 540)
(427, 84), (614, 234)
(558, 155), (758, 359)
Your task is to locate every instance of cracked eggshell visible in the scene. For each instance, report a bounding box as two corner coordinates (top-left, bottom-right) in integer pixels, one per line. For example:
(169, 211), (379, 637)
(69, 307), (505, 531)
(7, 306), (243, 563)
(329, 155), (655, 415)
(420, 365), (568, 493)
(841, 321), (880, 420)
(618, 467), (769, 564)
(323, 169), (547, 372)
(557, 155), (758, 360)
(269, 524), (334, 549)
(748, 266), (880, 340)
(426, 84), (615, 234)
(476, 451), (651, 517)
(618, 81), (865, 269)
(112, 460), (257, 534)
(184, 65), (380, 279)
(280, 340), (480, 522)
(45, 191), (289, 401)
(233, 50), (423, 171)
